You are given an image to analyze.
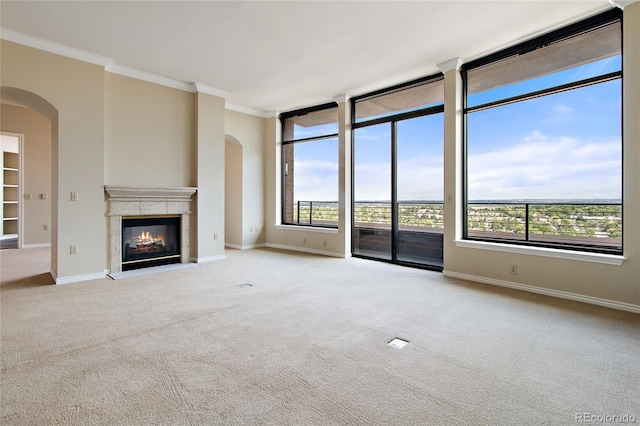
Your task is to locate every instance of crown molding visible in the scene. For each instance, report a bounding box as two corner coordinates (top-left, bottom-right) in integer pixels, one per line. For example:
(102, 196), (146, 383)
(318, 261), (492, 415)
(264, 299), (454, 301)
(265, 111), (279, 118)
(437, 57), (463, 73)
(332, 94), (350, 104)
(193, 82), (229, 98)
(105, 63), (195, 92)
(609, 0), (639, 8)
(0, 27), (112, 66)
(225, 102), (269, 118)
(0, 27), (236, 99)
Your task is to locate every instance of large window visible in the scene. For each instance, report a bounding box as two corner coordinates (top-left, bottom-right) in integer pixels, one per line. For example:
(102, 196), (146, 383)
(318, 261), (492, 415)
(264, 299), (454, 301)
(281, 103), (339, 227)
(352, 75), (445, 269)
(462, 9), (622, 255)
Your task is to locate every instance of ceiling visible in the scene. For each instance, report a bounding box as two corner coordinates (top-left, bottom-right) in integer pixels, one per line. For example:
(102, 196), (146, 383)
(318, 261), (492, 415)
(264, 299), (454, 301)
(0, 1), (617, 116)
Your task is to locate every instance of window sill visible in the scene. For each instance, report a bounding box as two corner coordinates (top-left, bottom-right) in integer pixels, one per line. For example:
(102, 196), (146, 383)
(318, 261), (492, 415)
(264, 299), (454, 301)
(275, 225), (339, 234)
(454, 240), (625, 265)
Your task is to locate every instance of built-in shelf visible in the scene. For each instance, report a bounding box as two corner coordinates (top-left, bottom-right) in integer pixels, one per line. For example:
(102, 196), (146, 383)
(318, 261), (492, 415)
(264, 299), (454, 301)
(2, 151), (19, 237)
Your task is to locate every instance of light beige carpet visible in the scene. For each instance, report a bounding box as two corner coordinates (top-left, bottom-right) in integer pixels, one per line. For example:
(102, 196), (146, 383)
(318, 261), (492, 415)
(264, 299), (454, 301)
(1, 247), (638, 425)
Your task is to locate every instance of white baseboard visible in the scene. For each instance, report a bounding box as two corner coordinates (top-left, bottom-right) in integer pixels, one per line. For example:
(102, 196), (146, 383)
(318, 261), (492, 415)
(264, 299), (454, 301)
(265, 243), (347, 258)
(197, 254), (226, 263)
(21, 243), (52, 249)
(225, 243), (267, 250)
(55, 271), (107, 285)
(443, 271), (640, 314)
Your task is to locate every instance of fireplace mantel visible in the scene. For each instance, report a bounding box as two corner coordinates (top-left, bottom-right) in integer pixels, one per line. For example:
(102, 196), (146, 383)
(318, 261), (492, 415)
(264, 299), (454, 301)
(105, 186), (197, 273)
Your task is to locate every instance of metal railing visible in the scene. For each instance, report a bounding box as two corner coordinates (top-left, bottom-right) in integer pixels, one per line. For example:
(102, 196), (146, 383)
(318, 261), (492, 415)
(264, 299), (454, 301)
(466, 202), (622, 249)
(353, 201), (445, 229)
(294, 201), (339, 226)
(292, 201), (445, 229)
(290, 200), (622, 249)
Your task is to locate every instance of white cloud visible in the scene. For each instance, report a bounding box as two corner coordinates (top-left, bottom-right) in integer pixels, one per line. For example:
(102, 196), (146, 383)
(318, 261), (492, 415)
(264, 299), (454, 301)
(555, 104), (574, 115)
(293, 130), (620, 202)
(293, 159), (338, 201)
(468, 131), (621, 200)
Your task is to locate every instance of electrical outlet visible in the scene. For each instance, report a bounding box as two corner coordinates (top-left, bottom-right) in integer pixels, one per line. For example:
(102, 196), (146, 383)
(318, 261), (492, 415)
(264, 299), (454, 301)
(510, 264), (517, 275)
(250, 226), (254, 232)
(303, 238), (307, 245)
(214, 233), (218, 240)
(70, 245), (78, 255)
(323, 240), (327, 247)
(43, 224), (48, 231)
(23, 193), (32, 200)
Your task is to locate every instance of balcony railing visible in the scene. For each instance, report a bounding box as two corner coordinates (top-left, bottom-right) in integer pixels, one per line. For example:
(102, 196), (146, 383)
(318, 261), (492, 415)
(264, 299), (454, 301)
(466, 201), (622, 251)
(293, 201), (445, 229)
(293, 201), (340, 226)
(291, 200), (622, 252)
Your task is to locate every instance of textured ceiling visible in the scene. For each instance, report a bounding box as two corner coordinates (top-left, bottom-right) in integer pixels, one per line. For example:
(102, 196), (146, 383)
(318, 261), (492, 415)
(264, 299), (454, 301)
(0, 1), (614, 115)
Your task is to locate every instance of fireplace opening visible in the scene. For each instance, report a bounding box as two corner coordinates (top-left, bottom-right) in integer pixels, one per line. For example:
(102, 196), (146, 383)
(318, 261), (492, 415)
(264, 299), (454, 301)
(122, 216), (181, 271)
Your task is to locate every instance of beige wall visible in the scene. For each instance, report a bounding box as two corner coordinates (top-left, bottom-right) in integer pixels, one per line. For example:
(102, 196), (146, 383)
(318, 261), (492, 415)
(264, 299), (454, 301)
(1, 40), (105, 281)
(0, 104), (52, 246)
(225, 136), (243, 247)
(104, 73), (195, 187)
(195, 92), (225, 262)
(1, 41), (228, 276)
(224, 109), (266, 248)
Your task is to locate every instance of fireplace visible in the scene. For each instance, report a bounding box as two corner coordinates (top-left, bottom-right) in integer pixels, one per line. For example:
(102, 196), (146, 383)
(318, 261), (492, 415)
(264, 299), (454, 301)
(122, 216), (181, 271)
(105, 186), (197, 274)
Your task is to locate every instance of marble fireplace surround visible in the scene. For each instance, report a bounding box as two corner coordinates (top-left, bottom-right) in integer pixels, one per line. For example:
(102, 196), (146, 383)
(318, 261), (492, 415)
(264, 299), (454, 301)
(105, 186), (197, 274)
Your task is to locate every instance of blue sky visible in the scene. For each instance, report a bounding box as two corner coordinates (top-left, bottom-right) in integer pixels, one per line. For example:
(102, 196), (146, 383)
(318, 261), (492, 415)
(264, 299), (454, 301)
(291, 56), (621, 203)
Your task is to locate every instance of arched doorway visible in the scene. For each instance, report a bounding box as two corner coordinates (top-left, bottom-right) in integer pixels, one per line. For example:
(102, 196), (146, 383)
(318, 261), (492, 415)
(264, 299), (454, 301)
(1, 87), (58, 275)
(225, 135), (243, 249)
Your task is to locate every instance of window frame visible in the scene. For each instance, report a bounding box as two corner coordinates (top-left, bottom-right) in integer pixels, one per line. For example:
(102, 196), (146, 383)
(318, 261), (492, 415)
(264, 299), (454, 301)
(460, 8), (623, 256)
(350, 73), (446, 269)
(280, 102), (339, 228)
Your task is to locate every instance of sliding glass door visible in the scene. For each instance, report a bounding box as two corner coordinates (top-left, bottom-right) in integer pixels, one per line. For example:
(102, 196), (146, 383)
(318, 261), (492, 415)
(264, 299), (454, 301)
(353, 123), (392, 260)
(395, 115), (444, 267)
(352, 75), (444, 270)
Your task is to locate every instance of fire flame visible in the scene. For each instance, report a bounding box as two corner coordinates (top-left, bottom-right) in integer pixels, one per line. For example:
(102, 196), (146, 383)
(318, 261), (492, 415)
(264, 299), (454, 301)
(136, 230), (165, 246)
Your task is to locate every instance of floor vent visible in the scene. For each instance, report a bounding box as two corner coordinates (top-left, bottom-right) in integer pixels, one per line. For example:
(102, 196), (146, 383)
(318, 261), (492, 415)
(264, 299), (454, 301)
(239, 284), (253, 288)
(388, 338), (409, 349)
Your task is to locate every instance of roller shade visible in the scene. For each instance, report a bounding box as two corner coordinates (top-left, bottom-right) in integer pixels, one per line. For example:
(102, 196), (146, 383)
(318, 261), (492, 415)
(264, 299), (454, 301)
(282, 105), (338, 141)
(355, 78), (444, 122)
(467, 22), (620, 95)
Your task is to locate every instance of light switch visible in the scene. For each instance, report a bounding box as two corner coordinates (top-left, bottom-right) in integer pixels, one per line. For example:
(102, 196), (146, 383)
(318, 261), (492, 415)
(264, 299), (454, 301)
(70, 192), (78, 201)
(40, 193), (47, 200)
